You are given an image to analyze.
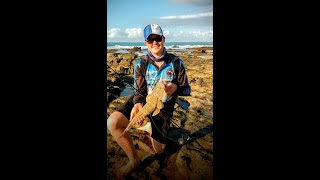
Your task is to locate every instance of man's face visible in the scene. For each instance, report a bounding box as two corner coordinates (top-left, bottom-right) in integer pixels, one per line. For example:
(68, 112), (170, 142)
(145, 34), (165, 56)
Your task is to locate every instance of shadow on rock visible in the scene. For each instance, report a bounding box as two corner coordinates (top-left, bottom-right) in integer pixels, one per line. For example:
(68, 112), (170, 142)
(129, 124), (214, 178)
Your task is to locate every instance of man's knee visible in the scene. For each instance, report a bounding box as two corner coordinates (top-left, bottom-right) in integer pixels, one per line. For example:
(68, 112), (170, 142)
(151, 138), (166, 154)
(155, 146), (165, 154)
(107, 111), (127, 131)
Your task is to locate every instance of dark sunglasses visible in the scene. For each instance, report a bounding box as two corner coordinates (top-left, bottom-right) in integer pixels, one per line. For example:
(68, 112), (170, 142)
(146, 36), (162, 44)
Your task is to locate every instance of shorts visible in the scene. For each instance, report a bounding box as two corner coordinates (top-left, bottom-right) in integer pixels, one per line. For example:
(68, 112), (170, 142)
(116, 95), (174, 144)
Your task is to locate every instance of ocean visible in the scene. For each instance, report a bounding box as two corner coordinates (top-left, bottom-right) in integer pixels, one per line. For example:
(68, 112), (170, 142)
(107, 41), (213, 54)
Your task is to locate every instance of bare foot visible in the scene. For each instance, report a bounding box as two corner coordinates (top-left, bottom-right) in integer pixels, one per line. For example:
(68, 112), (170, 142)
(116, 160), (140, 179)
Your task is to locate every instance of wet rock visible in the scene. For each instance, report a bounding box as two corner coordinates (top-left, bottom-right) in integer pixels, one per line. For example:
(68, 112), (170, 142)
(106, 92), (117, 107)
(106, 49), (116, 53)
(107, 75), (124, 87)
(107, 86), (120, 96)
(128, 46), (142, 54)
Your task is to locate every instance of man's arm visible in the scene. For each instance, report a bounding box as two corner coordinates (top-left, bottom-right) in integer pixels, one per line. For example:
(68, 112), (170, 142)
(129, 60), (148, 123)
(133, 60), (148, 105)
(176, 60), (191, 96)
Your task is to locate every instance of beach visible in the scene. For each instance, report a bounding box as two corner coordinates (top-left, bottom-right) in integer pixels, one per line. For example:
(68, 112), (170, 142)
(107, 44), (214, 179)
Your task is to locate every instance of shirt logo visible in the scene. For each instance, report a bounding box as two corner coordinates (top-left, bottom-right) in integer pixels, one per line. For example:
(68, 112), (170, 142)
(166, 68), (174, 79)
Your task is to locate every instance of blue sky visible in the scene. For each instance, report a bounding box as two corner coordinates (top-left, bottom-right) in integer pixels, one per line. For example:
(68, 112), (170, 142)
(107, 0), (213, 42)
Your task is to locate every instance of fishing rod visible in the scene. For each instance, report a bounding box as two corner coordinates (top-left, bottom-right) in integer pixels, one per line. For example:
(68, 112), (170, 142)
(149, 115), (213, 154)
(170, 119), (213, 154)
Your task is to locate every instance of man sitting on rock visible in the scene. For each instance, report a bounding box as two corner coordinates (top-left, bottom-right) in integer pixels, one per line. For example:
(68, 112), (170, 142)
(107, 23), (191, 179)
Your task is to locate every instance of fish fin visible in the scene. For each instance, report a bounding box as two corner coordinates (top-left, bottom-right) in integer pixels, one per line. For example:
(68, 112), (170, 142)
(152, 108), (160, 116)
(157, 99), (164, 109)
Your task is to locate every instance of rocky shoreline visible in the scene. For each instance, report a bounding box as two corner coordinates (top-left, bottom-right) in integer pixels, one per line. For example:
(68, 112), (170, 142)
(107, 46), (214, 179)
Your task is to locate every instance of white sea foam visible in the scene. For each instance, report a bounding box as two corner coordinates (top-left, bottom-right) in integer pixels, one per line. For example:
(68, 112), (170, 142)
(107, 42), (213, 50)
(166, 44), (213, 49)
(107, 45), (148, 50)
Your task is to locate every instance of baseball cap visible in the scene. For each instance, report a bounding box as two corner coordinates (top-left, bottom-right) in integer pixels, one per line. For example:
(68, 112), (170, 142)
(143, 24), (163, 40)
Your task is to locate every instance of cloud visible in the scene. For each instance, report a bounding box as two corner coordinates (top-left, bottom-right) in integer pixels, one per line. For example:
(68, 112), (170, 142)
(125, 28), (143, 38)
(155, 11), (213, 27)
(168, 30), (213, 42)
(166, 0), (212, 6)
(163, 30), (170, 36)
(107, 28), (121, 38)
(189, 30), (213, 37)
(159, 12), (212, 20)
(107, 27), (213, 42)
(172, 30), (184, 37)
(107, 27), (144, 41)
(107, 28), (143, 40)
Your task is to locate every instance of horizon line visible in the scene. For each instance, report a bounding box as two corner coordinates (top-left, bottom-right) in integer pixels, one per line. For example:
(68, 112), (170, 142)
(107, 41), (213, 43)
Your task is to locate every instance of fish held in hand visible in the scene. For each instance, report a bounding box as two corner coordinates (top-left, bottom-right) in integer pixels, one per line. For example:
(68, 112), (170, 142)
(118, 81), (167, 138)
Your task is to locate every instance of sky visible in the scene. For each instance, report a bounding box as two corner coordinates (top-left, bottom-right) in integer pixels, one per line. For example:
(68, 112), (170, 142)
(107, 0), (213, 42)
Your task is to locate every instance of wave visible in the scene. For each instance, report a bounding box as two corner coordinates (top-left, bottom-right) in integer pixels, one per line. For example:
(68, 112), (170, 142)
(107, 44), (213, 50)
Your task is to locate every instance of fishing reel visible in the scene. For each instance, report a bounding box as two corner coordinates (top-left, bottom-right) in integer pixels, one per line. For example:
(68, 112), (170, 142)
(177, 134), (191, 145)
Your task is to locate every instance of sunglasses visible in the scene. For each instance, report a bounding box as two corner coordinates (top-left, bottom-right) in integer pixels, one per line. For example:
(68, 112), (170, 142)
(146, 36), (163, 44)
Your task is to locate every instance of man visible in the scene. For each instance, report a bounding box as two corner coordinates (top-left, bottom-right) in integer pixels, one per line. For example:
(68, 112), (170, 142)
(107, 23), (191, 178)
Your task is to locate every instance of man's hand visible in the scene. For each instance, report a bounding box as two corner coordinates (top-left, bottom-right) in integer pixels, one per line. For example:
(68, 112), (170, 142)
(130, 103), (145, 125)
(162, 81), (177, 95)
